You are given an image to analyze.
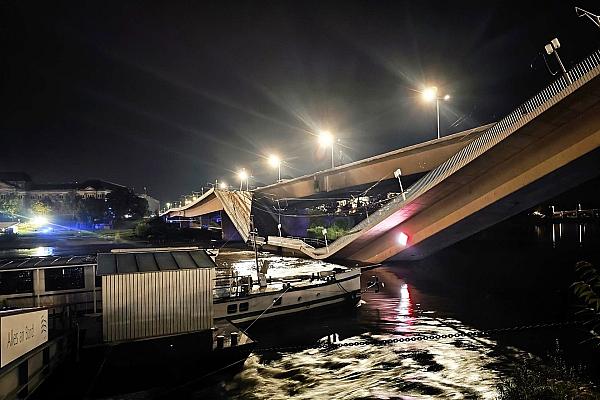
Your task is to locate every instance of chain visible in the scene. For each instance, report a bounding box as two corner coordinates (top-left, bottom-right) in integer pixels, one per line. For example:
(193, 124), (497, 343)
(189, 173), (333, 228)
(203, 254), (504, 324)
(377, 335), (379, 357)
(252, 320), (582, 354)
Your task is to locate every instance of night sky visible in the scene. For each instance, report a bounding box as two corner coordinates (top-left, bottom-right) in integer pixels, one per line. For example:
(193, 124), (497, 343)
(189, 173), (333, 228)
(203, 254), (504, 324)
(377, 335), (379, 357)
(2, 1), (599, 202)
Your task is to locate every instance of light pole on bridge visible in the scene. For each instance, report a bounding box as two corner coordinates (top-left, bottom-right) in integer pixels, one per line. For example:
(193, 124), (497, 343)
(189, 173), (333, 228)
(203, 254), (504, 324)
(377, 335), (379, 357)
(238, 169), (249, 191)
(318, 130), (335, 169)
(268, 154), (282, 182)
(421, 86), (450, 140)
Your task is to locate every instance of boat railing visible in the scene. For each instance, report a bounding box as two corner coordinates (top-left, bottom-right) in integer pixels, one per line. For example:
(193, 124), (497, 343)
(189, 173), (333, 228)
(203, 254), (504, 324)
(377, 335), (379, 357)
(213, 274), (253, 299)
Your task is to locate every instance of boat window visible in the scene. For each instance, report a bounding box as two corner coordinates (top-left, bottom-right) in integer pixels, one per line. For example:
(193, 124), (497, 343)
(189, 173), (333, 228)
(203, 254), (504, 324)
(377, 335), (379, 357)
(0, 271), (33, 295)
(45, 267), (85, 291)
(273, 297), (282, 306)
(227, 304), (238, 314)
(239, 302), (249, 312)
(297, 296), (302, 302)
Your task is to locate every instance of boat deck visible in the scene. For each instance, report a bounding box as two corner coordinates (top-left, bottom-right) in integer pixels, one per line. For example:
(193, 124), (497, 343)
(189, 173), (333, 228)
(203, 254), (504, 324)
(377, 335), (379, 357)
(214, 267), (356, 302)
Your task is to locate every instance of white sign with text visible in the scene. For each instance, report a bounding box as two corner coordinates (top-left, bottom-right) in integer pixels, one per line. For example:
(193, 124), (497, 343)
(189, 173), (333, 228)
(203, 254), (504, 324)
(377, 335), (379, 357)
(1, 309), (48, 367)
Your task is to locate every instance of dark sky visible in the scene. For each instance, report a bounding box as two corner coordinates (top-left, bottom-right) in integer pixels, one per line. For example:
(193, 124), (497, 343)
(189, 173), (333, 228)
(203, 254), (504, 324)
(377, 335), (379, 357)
(2, 1), (599, 202)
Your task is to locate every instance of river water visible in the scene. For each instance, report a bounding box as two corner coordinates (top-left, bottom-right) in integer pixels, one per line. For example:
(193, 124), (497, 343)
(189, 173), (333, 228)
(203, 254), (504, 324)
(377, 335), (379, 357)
(6, 219), (600, 398)
(194, 219), (600, 399)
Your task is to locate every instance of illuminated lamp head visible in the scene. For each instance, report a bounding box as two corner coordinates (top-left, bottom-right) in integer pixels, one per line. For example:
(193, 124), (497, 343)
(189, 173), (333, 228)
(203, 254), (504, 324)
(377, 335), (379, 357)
(268, 154), (281, 168)
(421, 86), (438, 102)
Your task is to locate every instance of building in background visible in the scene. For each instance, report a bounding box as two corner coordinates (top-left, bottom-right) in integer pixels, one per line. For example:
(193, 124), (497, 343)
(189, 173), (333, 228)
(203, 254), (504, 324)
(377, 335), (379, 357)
(0, 172), (126, 201)
(0, 172), (159, 229)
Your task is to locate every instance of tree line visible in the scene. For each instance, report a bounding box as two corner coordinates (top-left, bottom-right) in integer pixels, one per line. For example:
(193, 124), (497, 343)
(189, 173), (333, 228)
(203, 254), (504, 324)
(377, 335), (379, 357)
(0, 188), (149, 226)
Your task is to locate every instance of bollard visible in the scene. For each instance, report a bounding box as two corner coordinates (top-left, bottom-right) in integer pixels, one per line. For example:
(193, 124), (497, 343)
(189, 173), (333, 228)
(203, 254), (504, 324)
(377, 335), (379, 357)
(216, 335), (225, 349)
(231, 332), (238, 347)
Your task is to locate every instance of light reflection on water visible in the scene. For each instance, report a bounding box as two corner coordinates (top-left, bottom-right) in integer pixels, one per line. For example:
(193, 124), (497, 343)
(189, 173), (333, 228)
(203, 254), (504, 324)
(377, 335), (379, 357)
(0, 246), (55, 258)
(541, 222), (597, 248)
(194, 253), (522, 399)
(220, 333), (507, 400)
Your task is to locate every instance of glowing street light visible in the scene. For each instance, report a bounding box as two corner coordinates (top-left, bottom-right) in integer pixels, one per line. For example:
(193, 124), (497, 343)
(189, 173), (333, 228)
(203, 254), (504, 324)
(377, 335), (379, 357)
(422, 86), (438, 102)
(268, 154), (282, 182)
(318, 130), (335, 169)
(238, 169), (249, 191)
(421, 86), (451, 140)
(219, 181), (228, 190)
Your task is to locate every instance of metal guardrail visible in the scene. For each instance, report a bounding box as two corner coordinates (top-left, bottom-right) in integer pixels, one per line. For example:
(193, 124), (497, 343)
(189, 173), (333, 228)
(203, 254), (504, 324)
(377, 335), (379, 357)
(290, 236), (326, 247)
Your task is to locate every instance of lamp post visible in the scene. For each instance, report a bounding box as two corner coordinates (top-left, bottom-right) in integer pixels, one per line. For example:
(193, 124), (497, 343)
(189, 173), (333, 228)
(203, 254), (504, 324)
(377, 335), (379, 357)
(394, 168), (406, 201)
(422, 87), (450, 139)
(238, 169), (249, 191)
(544, 38), (572, 84)
(268, 154), (281, 182)
(318, 131), (335, 169)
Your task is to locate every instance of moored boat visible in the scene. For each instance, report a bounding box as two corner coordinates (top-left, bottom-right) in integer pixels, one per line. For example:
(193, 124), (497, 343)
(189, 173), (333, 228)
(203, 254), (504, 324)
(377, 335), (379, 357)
(214, 268), (361, 324)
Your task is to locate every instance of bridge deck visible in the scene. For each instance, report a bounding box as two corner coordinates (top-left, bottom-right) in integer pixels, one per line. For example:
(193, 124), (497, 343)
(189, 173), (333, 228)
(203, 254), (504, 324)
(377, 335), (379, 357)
(267, 49), (600, 262)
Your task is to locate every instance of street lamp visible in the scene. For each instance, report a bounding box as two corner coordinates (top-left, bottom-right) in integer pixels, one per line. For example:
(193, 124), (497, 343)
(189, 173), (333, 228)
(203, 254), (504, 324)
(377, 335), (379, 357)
(318, 130), (335, 169)
(238, 169), (249, 191)
(421, 86), (450, 139)
(544, 38), (572, 84)
(268, 154), (281, 182)
(219, 181), (228, 190)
